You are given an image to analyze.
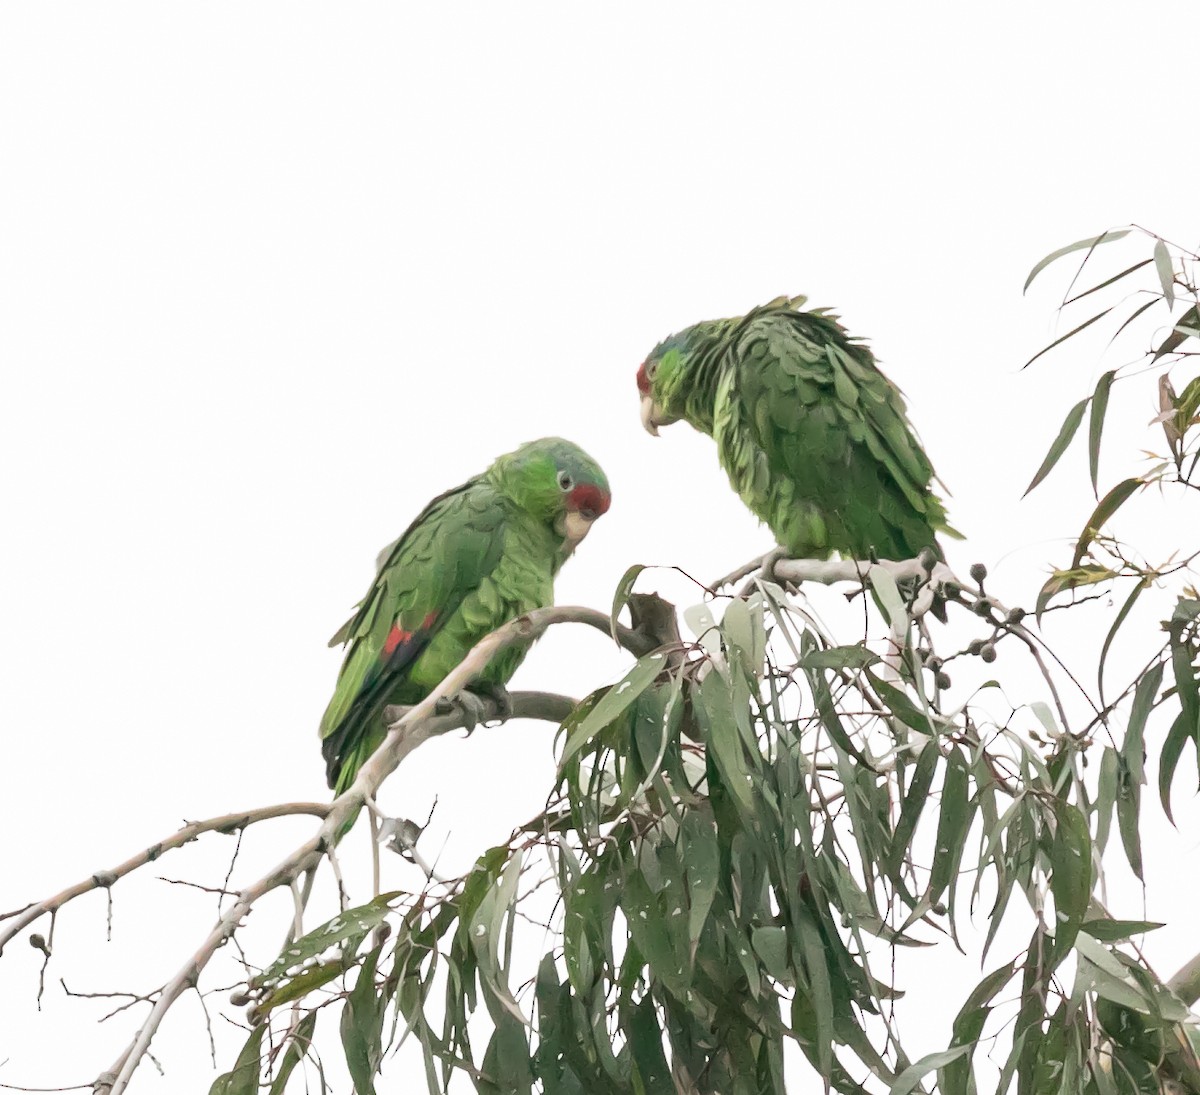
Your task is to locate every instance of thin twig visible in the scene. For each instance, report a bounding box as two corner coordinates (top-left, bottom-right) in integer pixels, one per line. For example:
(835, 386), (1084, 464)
(0, 803), (332, 953)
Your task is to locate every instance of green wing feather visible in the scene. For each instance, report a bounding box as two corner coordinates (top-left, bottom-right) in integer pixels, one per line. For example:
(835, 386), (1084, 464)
(319, 478), (510, 793)
(713, 299), (952, 560)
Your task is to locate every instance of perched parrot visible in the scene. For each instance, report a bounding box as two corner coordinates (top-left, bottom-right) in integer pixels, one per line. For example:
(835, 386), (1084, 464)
(320, 437), (611, 794)
(636, 295), (953, 561)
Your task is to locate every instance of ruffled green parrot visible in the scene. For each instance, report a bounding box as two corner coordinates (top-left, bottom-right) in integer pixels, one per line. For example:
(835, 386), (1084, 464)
(320, 437), (611, 794)
(636, 295), (952, 561)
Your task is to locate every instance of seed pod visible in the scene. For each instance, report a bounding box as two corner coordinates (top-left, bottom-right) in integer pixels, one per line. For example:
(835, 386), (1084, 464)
(935, 670), (952, 690)
(980, 643), (997, 664)
(969, 563), (988, 583)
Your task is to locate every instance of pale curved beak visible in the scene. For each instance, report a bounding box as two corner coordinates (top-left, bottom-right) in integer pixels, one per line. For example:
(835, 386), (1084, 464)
(640, 393), (661, 436)
(556, 509), (596, 550)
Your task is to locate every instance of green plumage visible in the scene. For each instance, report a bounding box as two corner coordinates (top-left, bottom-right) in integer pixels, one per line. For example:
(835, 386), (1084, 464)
(320, 438), (610, 794)
(640, 295), (953, 560)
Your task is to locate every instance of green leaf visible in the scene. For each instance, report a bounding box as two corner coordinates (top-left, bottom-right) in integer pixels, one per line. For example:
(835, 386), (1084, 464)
(750, 926), (790, 980)
(1098, 579), (1151, 702)
(268, 1012), (318, 1095)
(1023, 306), (1115, 369)
(1125, 661), (1163, 789)
(1070, 477), (1143, 569)
(1080, 919), (1164, 942)
(1157, 711), (1191, 824)
(681, 808), (720, 952)
(1023, 229), (1130, 293)
(1064, 258), (1153, 306)
(557, 652), (667, 770)
(478, 1013), (533, 1095)
(938, 962), (1016, 1095)
(341, 945), (384, 1094)
(621, 870), (688, 998)
(889, 1045), (971, 1095)
(209, 1024), (265, 1095)
(1048, 800), (1092, 969)
(798, 644), (880, 670)
(252, 893), (401, 992)
(627, 994), (673, 1095)
(1152, 239), (1175, 308)
(1095, 747), (1118, 856)
(1116, 767), (1143, 882)
(1035, 563), (1118, 622)
(256, 958), (351, 1015)
(888, 743), (938, 877)
(1153, 302), (1200, 361)
(1024, 397), (1088, 496)
(610, 564), (646, 641)
(869, 565), (908, 639)
(928, 746), (971, 906)
(695, 669), (757, 813)
(1087, 370), (1115, 496)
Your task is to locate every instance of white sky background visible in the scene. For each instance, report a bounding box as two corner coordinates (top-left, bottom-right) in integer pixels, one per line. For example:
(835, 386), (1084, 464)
(3, 3), (1200, 1091)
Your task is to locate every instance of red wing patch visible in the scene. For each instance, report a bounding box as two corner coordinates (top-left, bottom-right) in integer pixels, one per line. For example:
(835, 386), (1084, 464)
(381, 611), (439, 667)
(383, 626), (411, 657)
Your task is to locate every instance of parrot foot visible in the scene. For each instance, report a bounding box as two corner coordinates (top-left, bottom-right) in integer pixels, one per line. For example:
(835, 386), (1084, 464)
(757, 547), (797, 594)
(433, 683), (512, 731)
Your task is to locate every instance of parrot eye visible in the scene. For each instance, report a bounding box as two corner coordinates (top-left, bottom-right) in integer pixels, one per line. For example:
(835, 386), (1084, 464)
(646, 359), (659, 380)
(557, 471), (574, 492)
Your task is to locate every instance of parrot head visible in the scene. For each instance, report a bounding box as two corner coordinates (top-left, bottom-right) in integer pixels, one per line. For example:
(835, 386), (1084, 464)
(636, 336), (689, 436)
(491, 437), (611, 548)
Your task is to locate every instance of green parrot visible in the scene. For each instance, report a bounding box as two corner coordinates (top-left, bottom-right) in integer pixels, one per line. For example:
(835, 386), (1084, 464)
(320, 437), (611, 794)
(636, 295), (953, 561)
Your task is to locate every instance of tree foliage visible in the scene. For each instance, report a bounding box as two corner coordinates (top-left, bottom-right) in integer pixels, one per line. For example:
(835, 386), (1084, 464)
(7, 228), (1200, 1094)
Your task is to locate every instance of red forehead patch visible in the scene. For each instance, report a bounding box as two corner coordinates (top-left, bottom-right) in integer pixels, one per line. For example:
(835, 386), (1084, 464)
(569, 483), (611, 517)
(636, 361), (650, 394)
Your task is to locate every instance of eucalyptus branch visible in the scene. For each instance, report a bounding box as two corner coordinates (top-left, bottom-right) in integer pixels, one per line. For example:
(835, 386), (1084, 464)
(0, 803), (332, 954)
(91, 603), (667, 1094)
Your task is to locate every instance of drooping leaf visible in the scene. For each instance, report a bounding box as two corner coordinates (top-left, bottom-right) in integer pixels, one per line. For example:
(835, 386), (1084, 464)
(927, 746), (971, 908)
(1153, 302), (1200, 360)
(341, 944), (384, 1094)
(268, 1012), (318, 1095)
(1064, 257), (1155, 307)
(1023, 306), (1115, 369)
(1080, 919), (1165, 943)
(558, 652), (667, 770)
(610, 564), (646, 641)
(1157, 711), (1191, 825)
(626, 994), (673, 1095)
(889, 1045), (971, 1095)
(937, 961), (1016, 1095)
(1087, 369), (1115, 496)
(209, 1024), (265, 1095)
(1047, 800), (1092, 969)
(1022, 229), (1130, 293)
(1098, 579), (1151, 701)
(1024, 397), (1088, 496)
(887, 744), (938, 878)
(1152, 239), (1175, 308)
(1070, 477), (1144, 569)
